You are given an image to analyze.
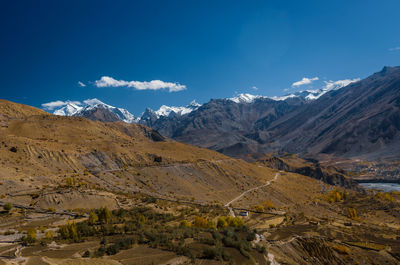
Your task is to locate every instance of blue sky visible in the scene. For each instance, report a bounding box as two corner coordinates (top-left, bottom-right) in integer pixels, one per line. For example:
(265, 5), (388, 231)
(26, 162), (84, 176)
(1, 0), (400, 115)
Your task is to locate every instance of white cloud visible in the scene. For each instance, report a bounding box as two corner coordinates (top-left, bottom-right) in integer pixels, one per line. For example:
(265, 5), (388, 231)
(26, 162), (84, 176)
(291, 77), (319, 87)
(389, 46), (400, 51)
(323, 78), (360, 91)
(78, 81), (86, 87)
(94, 76), (186, 92)
(41, 100), (81, 110)
(252, 86), (259, 91)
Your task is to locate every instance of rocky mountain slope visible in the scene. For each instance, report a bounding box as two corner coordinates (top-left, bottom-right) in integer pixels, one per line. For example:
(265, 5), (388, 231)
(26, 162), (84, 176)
(151, 97), (305, 155)
(143, 66), (400, 161)
(263, 66), (400, 160)
(255, 154), (359, 189)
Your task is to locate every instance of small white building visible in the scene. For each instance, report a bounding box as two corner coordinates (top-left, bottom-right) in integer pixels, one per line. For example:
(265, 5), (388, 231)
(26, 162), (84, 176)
(239, 211), (249, 217)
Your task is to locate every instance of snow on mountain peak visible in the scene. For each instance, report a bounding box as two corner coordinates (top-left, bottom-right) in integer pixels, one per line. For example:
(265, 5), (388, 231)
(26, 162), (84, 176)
(188, 100), (201, 108)
(270, 94), (298, 101)
(228, 93), (265, 103)
(52, 98), (138, 123)
(83, 98), (108, 106)
(271, 78), (361, 102)
(53, 102), (83, 116)
(81, 98), (115, 111)
(153, 100), (201, 118)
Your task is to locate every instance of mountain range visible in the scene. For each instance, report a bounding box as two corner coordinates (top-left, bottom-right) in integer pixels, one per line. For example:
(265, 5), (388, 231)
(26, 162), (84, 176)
(49, 66), (400, 161)
(50, 78), (351, 124)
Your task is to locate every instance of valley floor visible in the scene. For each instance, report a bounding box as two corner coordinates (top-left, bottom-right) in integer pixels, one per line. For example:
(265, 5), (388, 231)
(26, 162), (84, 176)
(0, 167), (398, 265)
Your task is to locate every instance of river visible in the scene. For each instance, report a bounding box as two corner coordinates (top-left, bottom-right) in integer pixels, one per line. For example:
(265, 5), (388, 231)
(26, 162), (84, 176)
(359, 182), (400, 192)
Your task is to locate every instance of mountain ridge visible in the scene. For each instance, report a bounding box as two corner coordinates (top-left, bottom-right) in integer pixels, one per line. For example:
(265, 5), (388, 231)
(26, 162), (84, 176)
(44, 66), (400, 162)
(264, 66), (400, 160)
(48, 77), (355, 124)
(142, 66), (400, 161)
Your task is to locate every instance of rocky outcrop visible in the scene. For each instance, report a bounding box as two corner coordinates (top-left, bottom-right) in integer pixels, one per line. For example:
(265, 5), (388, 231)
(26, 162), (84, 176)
(258, 156), (360, 190)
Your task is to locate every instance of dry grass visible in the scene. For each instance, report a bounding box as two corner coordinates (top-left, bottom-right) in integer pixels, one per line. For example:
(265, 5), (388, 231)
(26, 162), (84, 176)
(345, 241), (386, 251)
(332, 244), (351, 255)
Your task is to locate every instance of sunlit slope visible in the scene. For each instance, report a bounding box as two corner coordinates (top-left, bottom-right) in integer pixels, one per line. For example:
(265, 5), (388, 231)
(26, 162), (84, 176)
(0, 99), (49, 119)
(0, 100), (276, 202)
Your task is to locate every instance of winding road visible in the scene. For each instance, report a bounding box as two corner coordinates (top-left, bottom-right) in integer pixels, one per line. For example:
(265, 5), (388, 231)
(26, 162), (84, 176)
(225, 171), (280, 217)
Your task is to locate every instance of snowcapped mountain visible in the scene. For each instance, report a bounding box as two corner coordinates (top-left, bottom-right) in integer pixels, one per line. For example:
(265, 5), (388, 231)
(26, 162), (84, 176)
(140, 100), (201, 121)
(227, 79), (360, 103)
(53, 102), (83, 116)
(228, 93), (265, 103)
(228, 91), (314, 103)
(78, 99), (138, 123)
(52, 98), (138, 123)
(154, 100), (201, 118)
(51, 98), (201, 124)
(271, 78), (361, 101)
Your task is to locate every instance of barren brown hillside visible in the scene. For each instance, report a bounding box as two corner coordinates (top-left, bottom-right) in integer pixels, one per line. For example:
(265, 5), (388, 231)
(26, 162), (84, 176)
(0, 100), (276, 205)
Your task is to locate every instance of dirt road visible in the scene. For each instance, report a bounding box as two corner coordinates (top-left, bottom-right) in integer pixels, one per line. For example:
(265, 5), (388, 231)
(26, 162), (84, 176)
(225, 171), (280, 217)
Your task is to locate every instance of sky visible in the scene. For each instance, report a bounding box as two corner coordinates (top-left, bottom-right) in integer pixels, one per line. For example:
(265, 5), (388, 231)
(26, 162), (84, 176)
(1, 0), (400, 116)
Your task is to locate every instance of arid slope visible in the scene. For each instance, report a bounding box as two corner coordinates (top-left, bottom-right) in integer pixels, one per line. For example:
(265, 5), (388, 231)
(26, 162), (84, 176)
(0, 100), (276, 205)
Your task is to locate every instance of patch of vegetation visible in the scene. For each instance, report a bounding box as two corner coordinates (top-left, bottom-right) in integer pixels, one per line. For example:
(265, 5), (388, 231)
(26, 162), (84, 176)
(325, 189), (346, 203)
(22, 228), (36, 245)
(253, 204), (264, 212)
(3, 203), (12, 212)
(65, 176), (77, 187)
(332, 244), (351, 255)
(263, 200), (275, 209)
(347, 207), (361, 221)
(54, 206), (261, 262)
(45, 230), (54, 239)
(346, 241), (386, 251)
(216, 216), (245, 228)
(193, 216), (215, 229)
(375, 192), (394, 202)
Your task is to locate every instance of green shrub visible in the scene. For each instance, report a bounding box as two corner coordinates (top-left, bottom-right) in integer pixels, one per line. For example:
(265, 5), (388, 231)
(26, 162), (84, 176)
(217, 216), (244, 228)
(202, 246), (221, 260)
(255, 244), (267, 254)
(246, 232), (256, 241)
(89, 211), (98, 225)
(98, 207), (112, 224)
(94, 246), (106, 257)
(58, 222), (79, 241)
(45, 230), (54, 239)
(3, 203), (12, 212)
(199, 237), (215, 245)
(22, 228), (36, 245)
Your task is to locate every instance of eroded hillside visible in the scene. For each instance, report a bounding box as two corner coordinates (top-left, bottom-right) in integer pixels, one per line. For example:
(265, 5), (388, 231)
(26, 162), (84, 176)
(0, 99), (276, 207)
